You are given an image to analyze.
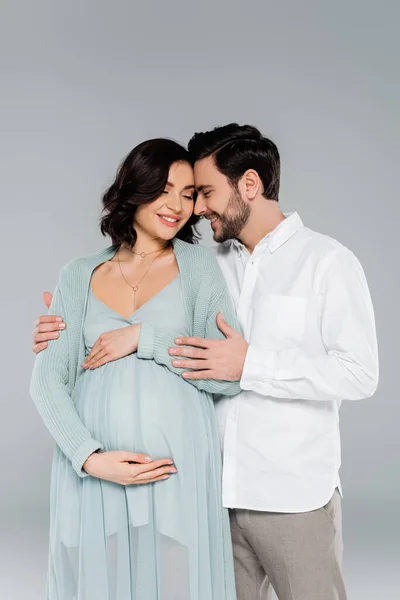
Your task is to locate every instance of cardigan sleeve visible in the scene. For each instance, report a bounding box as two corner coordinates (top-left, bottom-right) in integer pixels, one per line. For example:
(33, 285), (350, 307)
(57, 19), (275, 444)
(137, 262), (242, 397)
(30, 281), (103, 477)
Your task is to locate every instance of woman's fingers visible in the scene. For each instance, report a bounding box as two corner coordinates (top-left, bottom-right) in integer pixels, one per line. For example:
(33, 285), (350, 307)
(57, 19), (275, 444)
(82, 343), (107, 368)
(83, 340), (102, 365)
(137, 473), (172, 485)
(120, 451), (154, 464)
(132, 464), (178, 483)
(135, 458), (176, 473)
(84, 349), (109, 369)
(88, 354), (115, 370)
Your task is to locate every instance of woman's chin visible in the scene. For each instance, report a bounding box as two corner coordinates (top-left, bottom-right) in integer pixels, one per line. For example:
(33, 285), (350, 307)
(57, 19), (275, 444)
(153, 221), (187, 240)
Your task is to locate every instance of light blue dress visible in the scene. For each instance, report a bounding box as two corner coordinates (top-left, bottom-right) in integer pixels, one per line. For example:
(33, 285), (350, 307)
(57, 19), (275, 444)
(47, 275), (236, 600)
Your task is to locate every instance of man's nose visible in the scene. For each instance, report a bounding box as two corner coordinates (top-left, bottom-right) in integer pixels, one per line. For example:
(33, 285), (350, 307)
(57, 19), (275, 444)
(194, 195), (206, 216)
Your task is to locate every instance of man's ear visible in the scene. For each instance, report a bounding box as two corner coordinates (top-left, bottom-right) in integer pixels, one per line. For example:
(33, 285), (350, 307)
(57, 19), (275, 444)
(241, 169), (262, 201)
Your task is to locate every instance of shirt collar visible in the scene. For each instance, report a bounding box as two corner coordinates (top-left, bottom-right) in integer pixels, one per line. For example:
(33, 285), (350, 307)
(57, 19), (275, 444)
(230, 212), (304, 255)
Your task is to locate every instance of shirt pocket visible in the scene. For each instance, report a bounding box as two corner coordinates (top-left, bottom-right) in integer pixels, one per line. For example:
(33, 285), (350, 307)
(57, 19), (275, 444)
(251, 294), (308, 349)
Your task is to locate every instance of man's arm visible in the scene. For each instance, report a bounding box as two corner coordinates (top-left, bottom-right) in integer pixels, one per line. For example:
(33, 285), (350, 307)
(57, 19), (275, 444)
(240, 247), (379, 401)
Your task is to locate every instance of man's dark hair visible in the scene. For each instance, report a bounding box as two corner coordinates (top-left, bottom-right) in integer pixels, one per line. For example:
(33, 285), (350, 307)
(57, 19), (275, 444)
(188, 123), (280, 201)
(100, 138), (200, 247)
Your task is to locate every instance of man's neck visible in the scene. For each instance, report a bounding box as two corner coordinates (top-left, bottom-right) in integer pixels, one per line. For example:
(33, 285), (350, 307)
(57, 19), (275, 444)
(239, 201), (286, 253)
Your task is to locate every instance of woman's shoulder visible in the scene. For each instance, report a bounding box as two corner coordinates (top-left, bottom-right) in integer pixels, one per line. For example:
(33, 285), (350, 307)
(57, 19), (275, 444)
(173, 239), (220, 270)
(58, 246), (116, 285)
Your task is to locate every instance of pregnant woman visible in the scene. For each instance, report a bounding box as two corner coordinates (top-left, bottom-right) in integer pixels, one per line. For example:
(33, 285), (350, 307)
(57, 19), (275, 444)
(30, 138), (240, 600)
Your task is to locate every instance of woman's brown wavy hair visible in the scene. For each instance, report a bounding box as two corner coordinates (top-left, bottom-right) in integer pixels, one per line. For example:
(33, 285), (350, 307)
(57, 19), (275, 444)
(100, 138), (200, 247)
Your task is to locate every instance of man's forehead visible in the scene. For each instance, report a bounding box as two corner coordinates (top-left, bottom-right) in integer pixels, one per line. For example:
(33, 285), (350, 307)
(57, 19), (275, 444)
(194, 157), (222, 188)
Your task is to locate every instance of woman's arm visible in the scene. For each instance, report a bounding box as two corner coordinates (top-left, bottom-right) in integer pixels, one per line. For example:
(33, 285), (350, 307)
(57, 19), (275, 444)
(30, 278), (178, 484)
(30, 282), (104, 477)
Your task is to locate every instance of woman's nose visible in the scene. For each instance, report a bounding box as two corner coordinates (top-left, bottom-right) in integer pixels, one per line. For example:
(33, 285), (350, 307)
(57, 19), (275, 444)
(166, 193), (183, 213)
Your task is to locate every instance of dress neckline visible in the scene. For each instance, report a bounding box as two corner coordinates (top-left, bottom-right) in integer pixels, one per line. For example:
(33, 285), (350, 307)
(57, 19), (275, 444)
(90, 274), (180, 321)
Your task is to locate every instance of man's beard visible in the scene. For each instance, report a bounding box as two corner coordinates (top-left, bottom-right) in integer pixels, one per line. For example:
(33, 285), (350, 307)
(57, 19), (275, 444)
(213, 187), (250, 243)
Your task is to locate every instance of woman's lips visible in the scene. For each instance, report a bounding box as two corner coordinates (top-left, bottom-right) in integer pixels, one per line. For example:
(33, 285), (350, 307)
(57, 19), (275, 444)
(157, 214), (181, 228)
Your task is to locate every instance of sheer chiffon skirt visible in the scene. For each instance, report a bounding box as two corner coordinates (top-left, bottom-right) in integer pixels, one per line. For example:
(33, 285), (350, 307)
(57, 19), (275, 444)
(46, 358), (236, 600)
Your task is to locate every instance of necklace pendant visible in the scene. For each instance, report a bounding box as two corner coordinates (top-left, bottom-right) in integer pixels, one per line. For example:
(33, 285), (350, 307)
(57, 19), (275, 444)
(140, 252), (146, 258)
(133, 286), (139, 292)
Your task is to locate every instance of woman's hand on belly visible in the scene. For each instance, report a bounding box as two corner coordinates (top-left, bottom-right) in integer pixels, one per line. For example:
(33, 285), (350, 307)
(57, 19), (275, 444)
(82, 324), (141, 370)
(83, 450), (177, 485)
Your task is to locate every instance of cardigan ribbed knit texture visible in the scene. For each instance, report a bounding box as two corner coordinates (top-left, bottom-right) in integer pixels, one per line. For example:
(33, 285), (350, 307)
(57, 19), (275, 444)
(30, 238), (241, 477)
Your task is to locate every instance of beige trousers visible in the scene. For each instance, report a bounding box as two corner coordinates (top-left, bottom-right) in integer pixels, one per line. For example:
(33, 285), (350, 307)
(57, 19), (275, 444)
(230, 489), (347, 600)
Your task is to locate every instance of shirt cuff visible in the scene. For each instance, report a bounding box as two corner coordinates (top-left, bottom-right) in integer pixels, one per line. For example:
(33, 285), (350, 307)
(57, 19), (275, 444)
(71, 438), (104, 478)
(137, 323), (155, 360)
(240, 344), (278, 392)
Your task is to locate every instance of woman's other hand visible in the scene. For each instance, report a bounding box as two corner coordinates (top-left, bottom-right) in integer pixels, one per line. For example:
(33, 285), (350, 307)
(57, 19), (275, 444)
(83, 450), (177, 485)
(82, 324), (141, 370)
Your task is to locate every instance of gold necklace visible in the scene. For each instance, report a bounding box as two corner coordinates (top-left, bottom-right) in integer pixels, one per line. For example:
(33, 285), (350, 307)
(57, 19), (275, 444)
(122, 244), (166, 259)
(117, 246), (168, 312)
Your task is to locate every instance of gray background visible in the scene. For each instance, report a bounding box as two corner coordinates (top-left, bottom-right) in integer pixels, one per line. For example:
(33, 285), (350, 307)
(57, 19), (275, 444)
(1, 0), (399, 598)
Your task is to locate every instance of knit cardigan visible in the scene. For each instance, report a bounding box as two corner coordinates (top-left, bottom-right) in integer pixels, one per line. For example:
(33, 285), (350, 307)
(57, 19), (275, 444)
(30, 238), (242, 478)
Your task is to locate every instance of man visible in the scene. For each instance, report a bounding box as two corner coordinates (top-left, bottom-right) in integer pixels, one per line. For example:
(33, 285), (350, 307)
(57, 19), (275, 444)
(32, 124), (378, 600)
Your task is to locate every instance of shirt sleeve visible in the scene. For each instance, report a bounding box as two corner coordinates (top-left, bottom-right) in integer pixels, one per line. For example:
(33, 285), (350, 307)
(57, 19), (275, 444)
(137, 268), (242, 397)
(240, 247), (379, 401)
(30, 282), (103, 476)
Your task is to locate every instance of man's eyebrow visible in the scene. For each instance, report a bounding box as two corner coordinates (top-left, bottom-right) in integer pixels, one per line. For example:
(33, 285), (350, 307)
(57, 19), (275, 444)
(196, 185), (213, 192)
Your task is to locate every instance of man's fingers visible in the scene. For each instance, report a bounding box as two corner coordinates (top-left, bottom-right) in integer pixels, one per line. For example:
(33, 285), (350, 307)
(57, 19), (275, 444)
(216, 312), (237, 338)
(182, 369), (214, 380)
(32, 342), (48, 354)
(172, 359), (209, 370)
(174, 336), (212, 349)
(36, 316), (64, 327)
(34, 331), (61, 343)
(43, 291), (53, 309)
(169, 346), (207, 359)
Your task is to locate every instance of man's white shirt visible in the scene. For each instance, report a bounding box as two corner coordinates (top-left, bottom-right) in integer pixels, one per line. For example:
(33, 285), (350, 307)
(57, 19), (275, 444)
(214, 212), (379, 513)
